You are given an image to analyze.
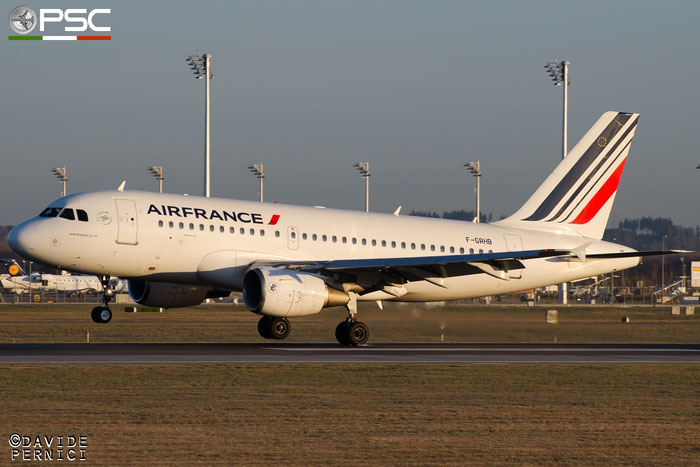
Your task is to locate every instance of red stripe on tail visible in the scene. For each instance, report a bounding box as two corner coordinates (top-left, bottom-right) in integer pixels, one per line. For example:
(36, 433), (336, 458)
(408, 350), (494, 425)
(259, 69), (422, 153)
(570, 158), (627, 225)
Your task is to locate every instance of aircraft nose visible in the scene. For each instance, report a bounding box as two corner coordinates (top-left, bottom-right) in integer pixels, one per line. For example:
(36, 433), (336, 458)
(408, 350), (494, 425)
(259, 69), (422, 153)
(8, 220), (42, 261)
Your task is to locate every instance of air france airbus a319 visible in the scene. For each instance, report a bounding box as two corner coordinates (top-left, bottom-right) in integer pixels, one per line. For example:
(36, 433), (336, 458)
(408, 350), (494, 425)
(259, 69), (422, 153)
(8, 111), (683, 345)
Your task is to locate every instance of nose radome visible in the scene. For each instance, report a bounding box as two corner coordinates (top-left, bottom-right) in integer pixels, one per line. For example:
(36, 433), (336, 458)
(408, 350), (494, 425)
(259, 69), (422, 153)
(8, 220), (40, 260)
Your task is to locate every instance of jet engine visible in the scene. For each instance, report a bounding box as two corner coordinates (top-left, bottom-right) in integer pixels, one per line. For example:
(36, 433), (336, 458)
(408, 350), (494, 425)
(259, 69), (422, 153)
(128, 280), (215, 308)
(242, 267), (349, 317)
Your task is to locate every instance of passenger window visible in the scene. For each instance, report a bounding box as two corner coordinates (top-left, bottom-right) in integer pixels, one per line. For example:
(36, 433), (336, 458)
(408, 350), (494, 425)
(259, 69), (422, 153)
(169, 221), (174, 228)
(275, 231), (280, 238)
(450, 246), (455, 253)
(230, 227), (235, 234)
(260, 230), (265, 236)
(76, 209), (88, 222)
(158, 220), (163, 227)
(199, 224), (204, 231)
(322, 235), (327, 242)
(430, 245), (436, 251)
(352, 238), (357, 245)
(342, 237), (347, 244)
(250, 228), (255, 235)
(411, 243), (416, 250)
(371, 239), (377, 246)
(39, 207), (62, 218)
(401, 242), (406, 249)
(362, 239), (367, 245)
(479, 249), (484, 254)
(440, 246), (445, 252)
(210, 225), (215, 232)
(179, 222), (184, 229)
(460, 247), (464, 254)
(240, 228), (245, 234)
(421, 244), (426, 251)
(381, 240), (386, 247)
(291, 231), (296, 239)
(220, 226), (224, 233)
(470, 248), (474, 254)
(302, 233), (308, 240)
(190, 223), (195, 230)
(59, 208), (75, 220)
(312, 234), (317, 241)
(391, 241), (396, 248)
(332, 235), (337, 243)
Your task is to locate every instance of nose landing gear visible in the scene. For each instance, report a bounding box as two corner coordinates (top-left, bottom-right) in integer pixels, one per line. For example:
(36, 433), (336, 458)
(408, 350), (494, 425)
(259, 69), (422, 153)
(91, 275), (114, 324)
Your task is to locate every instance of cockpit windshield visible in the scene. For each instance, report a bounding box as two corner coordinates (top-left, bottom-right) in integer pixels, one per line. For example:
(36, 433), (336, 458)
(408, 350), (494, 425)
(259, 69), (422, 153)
(39, 207), (63, 218)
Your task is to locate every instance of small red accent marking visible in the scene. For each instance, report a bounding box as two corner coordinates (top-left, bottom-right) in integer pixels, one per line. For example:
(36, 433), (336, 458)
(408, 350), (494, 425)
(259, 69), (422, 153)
(77, 36), (111, 40)
(268, 214), (280, 225)
(570, 158), (627, 225)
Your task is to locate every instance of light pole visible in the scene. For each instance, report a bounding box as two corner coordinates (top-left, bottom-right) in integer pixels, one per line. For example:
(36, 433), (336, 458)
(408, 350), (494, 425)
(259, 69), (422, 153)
(544, 58), (571, 159)
(51, 167), (67, 197)
(186, 53), (214, 197)
(661, 234), (668, 303)
(464, 161), (482, 223)
(247, 164), (264, 202)
(353, 162), (370, 212)
(545, 58), (571, 304)
(148, 166), (164, 193)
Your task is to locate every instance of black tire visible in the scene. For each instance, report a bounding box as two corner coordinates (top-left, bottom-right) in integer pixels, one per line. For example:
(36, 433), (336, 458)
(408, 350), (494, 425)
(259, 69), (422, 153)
(90, 306), (101, 323)
(257, 316), (272, 339)
(91, 306), (112, 324)
(335, 320), (350, 346)
(268, 317), (290, 340)
(346, 321), (369, 346)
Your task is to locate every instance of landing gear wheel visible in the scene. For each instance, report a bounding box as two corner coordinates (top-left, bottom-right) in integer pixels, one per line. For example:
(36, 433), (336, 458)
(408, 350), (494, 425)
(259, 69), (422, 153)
(91, 306), (112, 324)
(346, 321), (369, 346)
(268, 317), (291, 340)
(335, 320), (350, 346)
(258, 316), (290, 340)
(257, 316), (273, 339)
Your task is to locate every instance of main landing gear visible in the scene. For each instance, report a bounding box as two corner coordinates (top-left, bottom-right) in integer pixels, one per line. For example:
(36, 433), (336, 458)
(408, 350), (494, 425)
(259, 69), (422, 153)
(257, 316), (291, 340)
(91, 275), (114, 324)
(335, 293), (369, 346)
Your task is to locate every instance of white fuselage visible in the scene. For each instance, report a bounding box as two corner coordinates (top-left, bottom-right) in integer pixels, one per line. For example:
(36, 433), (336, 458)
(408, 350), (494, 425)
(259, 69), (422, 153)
(9, 190), (640, 302)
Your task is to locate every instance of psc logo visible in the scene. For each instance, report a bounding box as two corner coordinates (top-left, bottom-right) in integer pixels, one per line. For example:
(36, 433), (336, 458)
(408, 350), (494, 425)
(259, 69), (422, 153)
(8, 5), (111, 37)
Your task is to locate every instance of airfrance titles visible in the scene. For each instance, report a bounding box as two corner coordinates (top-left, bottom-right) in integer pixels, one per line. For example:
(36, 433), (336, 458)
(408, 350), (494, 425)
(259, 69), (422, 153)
(146, 204), (280, 225)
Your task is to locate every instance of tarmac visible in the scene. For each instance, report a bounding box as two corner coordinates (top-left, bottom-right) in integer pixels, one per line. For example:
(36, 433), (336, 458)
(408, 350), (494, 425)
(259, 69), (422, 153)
(0, 343), (698, 364)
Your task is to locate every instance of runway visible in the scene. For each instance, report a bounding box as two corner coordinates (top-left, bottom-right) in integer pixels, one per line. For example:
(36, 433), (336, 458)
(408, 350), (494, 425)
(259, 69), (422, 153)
(0, 343), (698, 364)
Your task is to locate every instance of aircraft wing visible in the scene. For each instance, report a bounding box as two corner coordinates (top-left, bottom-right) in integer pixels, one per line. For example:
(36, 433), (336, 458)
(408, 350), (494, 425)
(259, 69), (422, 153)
(262, 249), (568, 292)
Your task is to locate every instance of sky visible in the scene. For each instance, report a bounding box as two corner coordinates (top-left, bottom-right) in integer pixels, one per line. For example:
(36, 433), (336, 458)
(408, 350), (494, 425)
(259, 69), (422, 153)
(2, 0), (699, 227)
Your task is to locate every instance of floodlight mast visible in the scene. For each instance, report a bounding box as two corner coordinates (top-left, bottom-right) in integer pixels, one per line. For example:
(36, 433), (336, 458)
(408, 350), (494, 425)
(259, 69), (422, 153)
(247, 164), (264, 202)
(545, 58), (572, 304)
(148, 166), (164, 193)
(353, 162), (370, 212)
(544, 59), (570, 159)
(51, 167), (67, 197)
(186, 53), (213, 197)
(464, 161), (481, 223)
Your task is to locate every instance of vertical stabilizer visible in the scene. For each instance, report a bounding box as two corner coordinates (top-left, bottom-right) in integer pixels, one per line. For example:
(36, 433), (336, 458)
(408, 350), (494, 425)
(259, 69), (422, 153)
(496, 111), (639, 239)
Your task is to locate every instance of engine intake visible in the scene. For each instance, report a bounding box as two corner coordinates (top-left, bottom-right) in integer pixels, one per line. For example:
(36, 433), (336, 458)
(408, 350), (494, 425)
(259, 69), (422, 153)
(128, 280), (212, 308)
(243, 267), (349, 317)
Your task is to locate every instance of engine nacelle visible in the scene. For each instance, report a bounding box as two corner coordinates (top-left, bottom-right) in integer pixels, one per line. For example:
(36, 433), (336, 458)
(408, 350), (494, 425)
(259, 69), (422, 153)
(242, 267), (349, 317)
(128, 280), (211, 308)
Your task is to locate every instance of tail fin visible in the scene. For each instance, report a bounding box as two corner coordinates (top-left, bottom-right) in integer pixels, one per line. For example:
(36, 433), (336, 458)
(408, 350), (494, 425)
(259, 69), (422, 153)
(1, 258), (25, 276)
(496, 111), (639, 239)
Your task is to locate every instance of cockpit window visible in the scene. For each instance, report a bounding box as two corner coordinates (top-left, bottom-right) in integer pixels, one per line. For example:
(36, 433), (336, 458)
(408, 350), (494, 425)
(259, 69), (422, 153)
(39, 207), (62, 218)
(59, 208), (75, 220)
(76, 209), (88, 222)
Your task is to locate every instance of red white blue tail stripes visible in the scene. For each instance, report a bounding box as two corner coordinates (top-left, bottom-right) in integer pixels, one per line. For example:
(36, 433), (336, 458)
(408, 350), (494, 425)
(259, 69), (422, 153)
(497, 111), (639, 239)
